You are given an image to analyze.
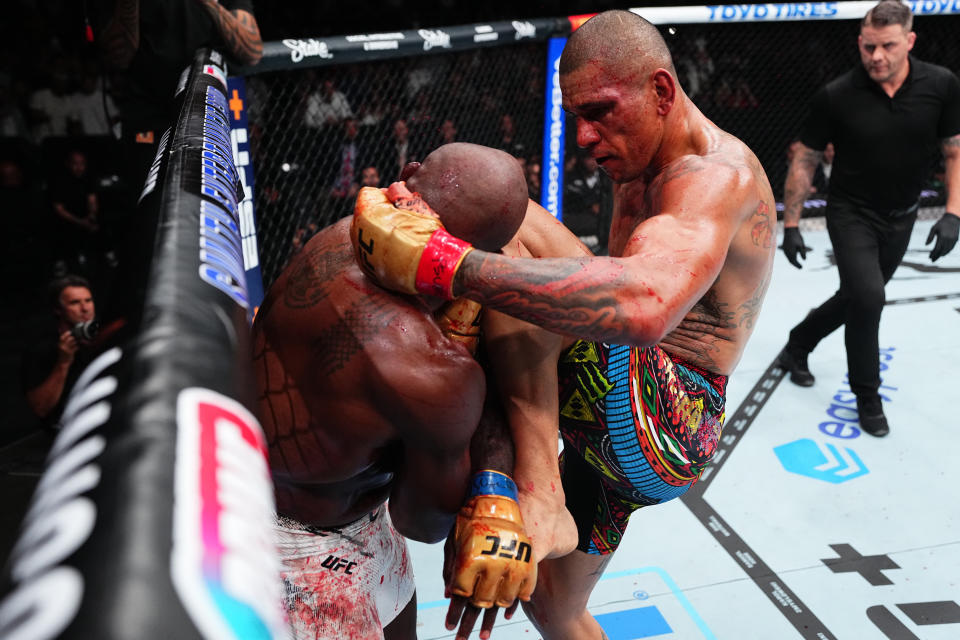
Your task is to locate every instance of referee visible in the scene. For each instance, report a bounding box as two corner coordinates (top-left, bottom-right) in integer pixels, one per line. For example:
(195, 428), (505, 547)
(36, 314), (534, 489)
(778, 0), (960, 437)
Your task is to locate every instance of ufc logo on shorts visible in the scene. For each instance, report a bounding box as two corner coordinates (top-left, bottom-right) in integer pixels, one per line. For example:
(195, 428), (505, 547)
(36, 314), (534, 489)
(321, 554), (357, 574)
(480, 536), (532, 563)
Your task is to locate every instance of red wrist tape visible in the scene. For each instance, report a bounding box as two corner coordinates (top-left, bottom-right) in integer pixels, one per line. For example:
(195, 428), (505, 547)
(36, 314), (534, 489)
(415, 229), (472, 299)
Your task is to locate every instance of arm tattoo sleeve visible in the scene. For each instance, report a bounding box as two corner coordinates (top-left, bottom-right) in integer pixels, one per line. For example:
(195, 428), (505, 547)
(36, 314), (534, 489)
(457, 253), (631, 342)
(99, 0), (140, 68)
(198, 1), (263, 65)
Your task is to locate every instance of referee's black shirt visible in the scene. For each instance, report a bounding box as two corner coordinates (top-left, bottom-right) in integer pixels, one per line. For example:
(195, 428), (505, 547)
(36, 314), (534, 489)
(800, 55), (960, 212)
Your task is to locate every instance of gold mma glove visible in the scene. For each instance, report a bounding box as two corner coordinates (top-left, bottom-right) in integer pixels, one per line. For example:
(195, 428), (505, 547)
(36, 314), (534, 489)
(448, 470), (536, 609)
(351, 183), (473, 299)
(436, 298), (483, 356)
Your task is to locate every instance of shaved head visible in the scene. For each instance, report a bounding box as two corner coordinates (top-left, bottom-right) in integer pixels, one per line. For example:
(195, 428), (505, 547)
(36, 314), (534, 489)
(560, 10), (676, 80)
(407, 143), (528, 251)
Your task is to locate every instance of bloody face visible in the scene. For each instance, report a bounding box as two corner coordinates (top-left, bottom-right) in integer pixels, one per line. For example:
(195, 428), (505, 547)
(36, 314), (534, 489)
(560, 62), (662, 183)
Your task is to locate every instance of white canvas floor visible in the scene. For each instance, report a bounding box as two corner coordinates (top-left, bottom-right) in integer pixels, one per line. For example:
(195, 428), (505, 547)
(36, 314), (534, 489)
(408, 216), (960, 640)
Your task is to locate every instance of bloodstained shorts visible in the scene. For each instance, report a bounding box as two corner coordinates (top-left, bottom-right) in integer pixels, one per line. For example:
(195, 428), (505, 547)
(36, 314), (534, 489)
(275, 504), (415, 639)
(558, 340), (728, 555)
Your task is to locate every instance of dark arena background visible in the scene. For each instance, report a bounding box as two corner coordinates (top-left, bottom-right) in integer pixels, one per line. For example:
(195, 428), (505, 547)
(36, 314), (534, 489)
(1, 2), (959, 640)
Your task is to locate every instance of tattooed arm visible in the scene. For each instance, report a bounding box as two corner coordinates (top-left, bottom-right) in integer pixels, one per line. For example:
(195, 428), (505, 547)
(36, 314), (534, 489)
(782, 141), (822, 228)
(193, 0), (263, 66)
(98, 0), (140, 70)
(451, 158), (752, 347)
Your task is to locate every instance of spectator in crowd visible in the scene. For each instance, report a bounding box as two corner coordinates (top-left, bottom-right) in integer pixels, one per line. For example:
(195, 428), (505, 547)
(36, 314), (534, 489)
(417, 116), (459, 158)
(382, 117), (420, 181)
(0, 72), (31, 140)
(21, 275), (98, 428)
(359, 163), (381, 189)
(26, 55), (76, 142)
(778, 0), (960, 437)
(564, 152), (613, 254)
(70, 62), (119, 138)
(355, 95), (388, 128)
(495, 112), (527, 159)
(352, 63), (395, 127)
(437, 117), (458, 146)
(676, 35), (715, 102)
(48, 148), (100, 277)
(304, 78), (353, 129)
(714, 74), (759, 110)
(406, 89), (437, 143)
(327, 116), (370, 219)
(524, 156), (541, 202)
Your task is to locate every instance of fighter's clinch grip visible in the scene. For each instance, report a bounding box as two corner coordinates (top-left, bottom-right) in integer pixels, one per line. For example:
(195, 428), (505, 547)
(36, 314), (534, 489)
(351, 184), (473, 299)
(436, 298), (483, 356)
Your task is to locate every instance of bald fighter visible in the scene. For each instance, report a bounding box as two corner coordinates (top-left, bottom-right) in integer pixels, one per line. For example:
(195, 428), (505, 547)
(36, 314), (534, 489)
(352, 11), (777, 638)
(253, 143), (540, 639)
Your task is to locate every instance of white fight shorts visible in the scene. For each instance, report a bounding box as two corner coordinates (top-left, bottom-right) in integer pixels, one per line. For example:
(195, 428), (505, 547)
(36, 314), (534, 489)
(275, 504), (415, 639)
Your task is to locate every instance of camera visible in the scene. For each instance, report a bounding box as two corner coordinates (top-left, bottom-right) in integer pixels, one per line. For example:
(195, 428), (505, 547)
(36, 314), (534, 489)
(71, 320), (100, 342)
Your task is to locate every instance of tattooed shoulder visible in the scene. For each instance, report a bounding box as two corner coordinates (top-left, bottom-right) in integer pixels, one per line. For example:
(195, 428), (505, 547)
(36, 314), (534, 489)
(750, 200), (775, 249)
(309, 295), (400, 376)
(657, 155), (706, 187)
(283, 241), (351, 309)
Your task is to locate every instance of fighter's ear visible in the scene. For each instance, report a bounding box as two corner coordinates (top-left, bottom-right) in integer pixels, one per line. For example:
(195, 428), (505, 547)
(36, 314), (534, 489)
(652, 69), (676, 116)
(399, 161), (421, 182)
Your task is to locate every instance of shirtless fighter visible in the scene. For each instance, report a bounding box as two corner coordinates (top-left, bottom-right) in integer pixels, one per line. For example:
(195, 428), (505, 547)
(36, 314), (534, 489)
(352, 11), (777, 639)
(253, 143), (539, 639)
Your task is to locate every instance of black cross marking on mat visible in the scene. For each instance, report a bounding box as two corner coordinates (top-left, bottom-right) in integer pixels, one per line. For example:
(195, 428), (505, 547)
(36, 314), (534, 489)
(820, 543), (900, 585)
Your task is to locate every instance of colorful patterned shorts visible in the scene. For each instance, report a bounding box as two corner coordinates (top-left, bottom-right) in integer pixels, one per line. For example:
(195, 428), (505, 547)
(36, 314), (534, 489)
(558, 340), (728, 555)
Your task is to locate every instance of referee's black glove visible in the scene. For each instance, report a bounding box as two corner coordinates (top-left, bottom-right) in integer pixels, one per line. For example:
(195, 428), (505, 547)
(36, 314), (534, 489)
(926, 212), (959, 262)
(780, 227), (808, 269)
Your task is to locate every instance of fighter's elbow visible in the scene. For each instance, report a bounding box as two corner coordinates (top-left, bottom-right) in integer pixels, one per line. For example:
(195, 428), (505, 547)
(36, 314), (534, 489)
(616, 298), (672, 347)
(630, 322), (670, 348)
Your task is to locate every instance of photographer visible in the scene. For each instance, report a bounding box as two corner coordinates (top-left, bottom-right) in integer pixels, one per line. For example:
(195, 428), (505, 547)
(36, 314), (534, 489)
(21, 275), (100, 427)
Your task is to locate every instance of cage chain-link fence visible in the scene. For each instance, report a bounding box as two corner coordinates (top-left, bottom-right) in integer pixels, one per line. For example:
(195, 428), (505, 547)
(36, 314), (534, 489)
(246, 15), (960, 289)
(246, 43), (546, 288)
